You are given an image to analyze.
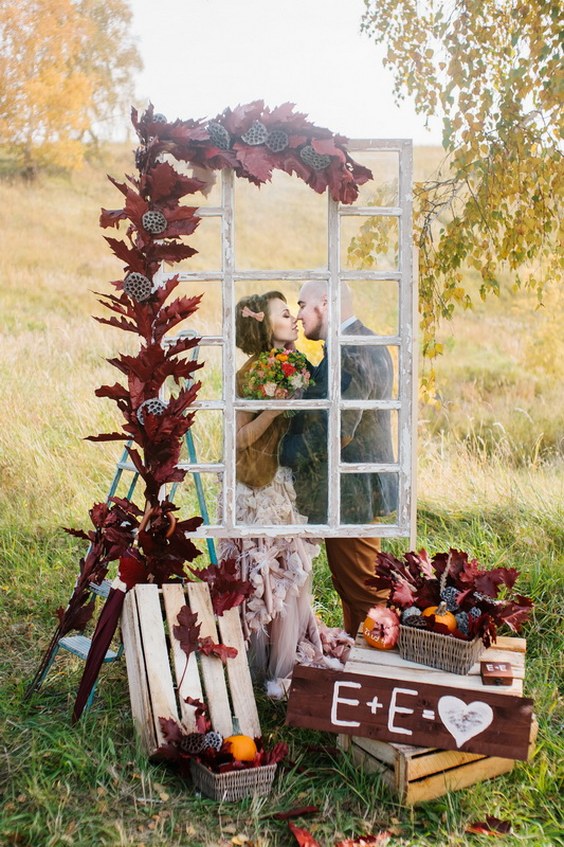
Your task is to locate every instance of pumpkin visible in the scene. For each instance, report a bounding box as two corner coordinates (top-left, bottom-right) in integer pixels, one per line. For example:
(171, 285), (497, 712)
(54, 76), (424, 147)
(362, 606), (400, 650)
(223, 734), (257, 762)
(422, 601), (457, 632)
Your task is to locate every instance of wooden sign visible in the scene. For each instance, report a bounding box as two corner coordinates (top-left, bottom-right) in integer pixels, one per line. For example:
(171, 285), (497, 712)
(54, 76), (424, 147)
(480, 661), (513, 686)
(286, 665), (533, 761)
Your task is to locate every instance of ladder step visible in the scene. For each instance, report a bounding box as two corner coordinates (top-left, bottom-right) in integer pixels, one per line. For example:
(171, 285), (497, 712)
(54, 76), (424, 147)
(58, 634), (120, 663)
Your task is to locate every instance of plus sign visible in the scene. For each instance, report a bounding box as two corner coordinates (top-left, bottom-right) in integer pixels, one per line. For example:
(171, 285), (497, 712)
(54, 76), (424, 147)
(366, 696), (384, 714)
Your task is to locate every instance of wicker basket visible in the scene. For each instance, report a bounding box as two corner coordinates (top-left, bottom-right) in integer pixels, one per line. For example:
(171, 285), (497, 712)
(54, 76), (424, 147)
(190, 761), (277, 802)
(398, 625), (485, 675)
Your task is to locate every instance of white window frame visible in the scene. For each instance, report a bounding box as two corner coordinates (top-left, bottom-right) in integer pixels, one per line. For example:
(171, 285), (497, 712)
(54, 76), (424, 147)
(165, 139), (416, 542)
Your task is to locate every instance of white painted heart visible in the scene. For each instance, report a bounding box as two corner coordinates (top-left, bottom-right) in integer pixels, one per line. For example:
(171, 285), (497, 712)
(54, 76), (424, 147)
(438, 696), (494, 748)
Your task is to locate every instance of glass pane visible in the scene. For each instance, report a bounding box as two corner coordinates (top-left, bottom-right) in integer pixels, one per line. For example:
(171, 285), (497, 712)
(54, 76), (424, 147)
(230, 409), (328, 526)
(193, 344), (222, 401)
(233, 280), (325, 393)
(179, 215), (222, 273)
(157, 279), (222, 336)
(346, 279), (399, 336)
(181, 410), (223, 464)
(169, 471), (222, 529)
(341, 408), (399, 464)
(340, 344), (398, 402)
(235, 171), (328, 270)
(340, 472), (399, 525)
(342, 215), (399, 272)
(347, 149), (399, 207)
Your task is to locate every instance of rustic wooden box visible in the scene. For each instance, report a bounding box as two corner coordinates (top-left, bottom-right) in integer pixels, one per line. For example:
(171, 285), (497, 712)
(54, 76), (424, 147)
(338, 635), (533, 804)
(121, 582), (261, 759)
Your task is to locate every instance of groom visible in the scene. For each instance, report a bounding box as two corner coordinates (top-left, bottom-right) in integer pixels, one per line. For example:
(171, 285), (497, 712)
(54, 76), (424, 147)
(280, 280), (397, 636)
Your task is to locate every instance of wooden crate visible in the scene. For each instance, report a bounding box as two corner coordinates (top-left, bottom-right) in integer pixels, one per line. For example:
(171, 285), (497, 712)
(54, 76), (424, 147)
(121, 582), (261, 758)
(338, 635), (533, 804)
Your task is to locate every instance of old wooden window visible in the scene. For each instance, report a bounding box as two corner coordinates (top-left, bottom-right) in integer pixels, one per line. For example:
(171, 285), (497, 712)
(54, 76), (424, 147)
(160, 139), (416, 543)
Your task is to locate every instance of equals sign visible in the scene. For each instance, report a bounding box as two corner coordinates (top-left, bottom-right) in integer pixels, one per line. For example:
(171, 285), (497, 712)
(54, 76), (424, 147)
(422, 709), (436, 720)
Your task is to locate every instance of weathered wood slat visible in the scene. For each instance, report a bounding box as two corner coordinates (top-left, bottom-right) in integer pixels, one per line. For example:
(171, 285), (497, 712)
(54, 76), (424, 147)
(186, 582), (233, 737)
(217, 607), (261, 738)
(347, 642), (525, 680)
(162, 584), (204, 731)
(344, 659), (523, 696)
(122, 590), (157, 755)
(135, 584), (178, 747)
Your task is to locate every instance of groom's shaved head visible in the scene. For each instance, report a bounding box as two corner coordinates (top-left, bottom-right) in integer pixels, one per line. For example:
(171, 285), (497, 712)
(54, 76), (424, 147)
(297, 281), (354, 340)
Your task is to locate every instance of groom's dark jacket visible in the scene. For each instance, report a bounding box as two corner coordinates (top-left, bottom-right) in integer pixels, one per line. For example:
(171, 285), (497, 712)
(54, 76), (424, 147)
(279, 319), (397, 524)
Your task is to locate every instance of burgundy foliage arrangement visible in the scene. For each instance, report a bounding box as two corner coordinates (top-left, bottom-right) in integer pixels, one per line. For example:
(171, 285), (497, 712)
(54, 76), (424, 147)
(368, 548), (533, 647)
(27, 101), (372, 705)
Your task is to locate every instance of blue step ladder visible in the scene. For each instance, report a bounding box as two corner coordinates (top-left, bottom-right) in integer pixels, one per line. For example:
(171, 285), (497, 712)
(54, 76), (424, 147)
(36, 333), (216, 706)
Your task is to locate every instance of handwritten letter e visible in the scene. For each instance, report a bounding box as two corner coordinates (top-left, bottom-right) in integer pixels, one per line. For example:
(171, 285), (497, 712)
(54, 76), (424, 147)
(331, 681), (361, 727)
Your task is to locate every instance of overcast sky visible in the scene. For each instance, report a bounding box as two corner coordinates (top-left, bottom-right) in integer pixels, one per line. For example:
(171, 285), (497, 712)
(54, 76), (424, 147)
(130, 0), (443, 145)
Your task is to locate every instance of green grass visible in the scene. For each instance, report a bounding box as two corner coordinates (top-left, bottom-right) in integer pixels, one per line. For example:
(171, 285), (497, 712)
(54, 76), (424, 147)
(1, 145), (563, 845)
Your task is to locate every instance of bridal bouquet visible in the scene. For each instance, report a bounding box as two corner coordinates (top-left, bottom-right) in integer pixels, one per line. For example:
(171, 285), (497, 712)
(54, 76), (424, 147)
(240, 348), (313, 399)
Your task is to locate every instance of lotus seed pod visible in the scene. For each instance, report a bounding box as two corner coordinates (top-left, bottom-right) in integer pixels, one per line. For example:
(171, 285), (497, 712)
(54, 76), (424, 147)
(265, 129), (289, 153)
(152, 113), (167, 124)
(123, 272), (152, 302)
(241, 120), (268, 146)
(179, 732), (205, 755)
(299, 144), (331, 171)
(455, 611), (470, 635)
(401, 605), (421, 622)
(141, 209), (167, 235)
(440, 586), (460, 611)
(136, 397), (167, 425)
(201, 730), (223, 751)
(403, 614), (428, 629)
(207, 121), (231, 150)
(469, 606), (482, 619)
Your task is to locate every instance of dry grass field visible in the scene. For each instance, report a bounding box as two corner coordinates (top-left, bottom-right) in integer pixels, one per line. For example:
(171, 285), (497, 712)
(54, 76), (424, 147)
(0, 144), (562, 846)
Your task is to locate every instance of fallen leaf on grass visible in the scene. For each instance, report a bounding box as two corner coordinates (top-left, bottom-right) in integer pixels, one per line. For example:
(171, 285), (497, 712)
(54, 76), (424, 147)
(335, 833), (392, 847)
(466, 816), (512, 835)
(288, 821), (322, 846)
(272, 805), (319, 820)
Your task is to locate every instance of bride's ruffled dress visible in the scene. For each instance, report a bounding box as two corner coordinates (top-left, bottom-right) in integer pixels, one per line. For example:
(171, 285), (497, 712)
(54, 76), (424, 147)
(218, 467), (353, 696)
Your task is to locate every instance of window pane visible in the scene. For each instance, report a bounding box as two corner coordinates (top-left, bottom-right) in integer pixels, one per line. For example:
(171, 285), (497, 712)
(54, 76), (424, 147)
(228, 409), (329, 526)
(342, 215), (399, 272)
(182, 410), (223, 464)
(340, 344), (398, 402)
(346, 150), (399, 208)
(340, 472), (399, 525)
(347, 279), (399, 336)
(235, 171), (328, 270)
(169, 471), (222, 528)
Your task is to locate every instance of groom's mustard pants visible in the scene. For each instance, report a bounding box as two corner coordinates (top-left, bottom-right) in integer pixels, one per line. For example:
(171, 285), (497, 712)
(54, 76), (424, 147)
(325, 537), (389, 637)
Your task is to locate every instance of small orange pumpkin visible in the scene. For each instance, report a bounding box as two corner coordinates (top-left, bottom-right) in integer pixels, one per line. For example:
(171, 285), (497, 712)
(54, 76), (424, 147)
(223, 734), (257, 762)
(363, 606), (400, 650)
(422, 602), (457, 632)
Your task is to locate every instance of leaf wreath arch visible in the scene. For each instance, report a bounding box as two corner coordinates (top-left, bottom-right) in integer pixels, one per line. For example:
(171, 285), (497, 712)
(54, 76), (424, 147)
(27, 102), (373, 713)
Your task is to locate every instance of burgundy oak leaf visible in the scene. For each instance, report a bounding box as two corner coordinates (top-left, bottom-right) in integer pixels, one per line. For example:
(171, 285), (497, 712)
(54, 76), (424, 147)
(287, 822), (322, 847)
(197, 636), (237, 663)
(173, 605), (201, 658)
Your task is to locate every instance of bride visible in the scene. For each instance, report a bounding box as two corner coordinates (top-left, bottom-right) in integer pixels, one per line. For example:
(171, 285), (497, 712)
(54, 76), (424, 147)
(218, 290), (351, 696)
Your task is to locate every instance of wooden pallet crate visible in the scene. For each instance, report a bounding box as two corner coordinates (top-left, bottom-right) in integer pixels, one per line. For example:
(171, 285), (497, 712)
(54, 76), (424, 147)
(121, 582), (261, 758)
(338, 635), (533, 804)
